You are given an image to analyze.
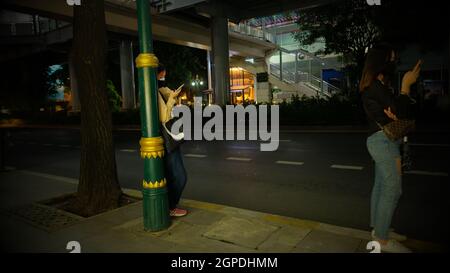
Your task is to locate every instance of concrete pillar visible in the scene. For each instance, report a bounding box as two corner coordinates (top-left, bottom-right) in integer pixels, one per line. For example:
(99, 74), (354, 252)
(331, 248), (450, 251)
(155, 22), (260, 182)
(120, 40), (136, 110)
(266, 54), (271, 76)
(256, 82), (270, 103)
(211, 12), (230, 105)
(69, 55), (80, 112)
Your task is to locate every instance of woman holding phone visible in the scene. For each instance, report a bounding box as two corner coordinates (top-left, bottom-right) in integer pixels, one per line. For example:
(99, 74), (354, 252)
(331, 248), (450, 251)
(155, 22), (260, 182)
(360, 44), (421, 253)
(157, 64), (188, 217)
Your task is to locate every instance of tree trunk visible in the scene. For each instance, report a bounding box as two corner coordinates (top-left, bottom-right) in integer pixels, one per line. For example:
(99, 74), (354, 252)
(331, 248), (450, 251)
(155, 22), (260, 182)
(71, 0), (122, 217)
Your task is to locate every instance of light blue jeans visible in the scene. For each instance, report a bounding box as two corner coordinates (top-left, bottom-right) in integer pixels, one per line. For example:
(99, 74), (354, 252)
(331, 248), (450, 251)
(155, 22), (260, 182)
(366, 131), (402, 240)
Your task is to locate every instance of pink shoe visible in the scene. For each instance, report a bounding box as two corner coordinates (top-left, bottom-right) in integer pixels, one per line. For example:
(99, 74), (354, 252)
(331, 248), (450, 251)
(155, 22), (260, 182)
(170, 208), (188, 217)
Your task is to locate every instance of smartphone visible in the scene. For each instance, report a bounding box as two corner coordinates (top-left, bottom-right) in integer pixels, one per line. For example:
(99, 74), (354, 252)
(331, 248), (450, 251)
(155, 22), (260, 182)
(176, 84), (184, 92)
(415, 59), (423, 71)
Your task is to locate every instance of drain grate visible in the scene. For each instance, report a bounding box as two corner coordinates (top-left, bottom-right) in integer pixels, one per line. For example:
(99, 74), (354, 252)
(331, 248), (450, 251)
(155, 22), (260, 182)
(4, 203), (83, 232)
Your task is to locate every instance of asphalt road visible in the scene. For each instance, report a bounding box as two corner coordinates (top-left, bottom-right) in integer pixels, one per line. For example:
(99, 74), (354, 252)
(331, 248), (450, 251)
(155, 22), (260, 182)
(3, 128), (449, 244)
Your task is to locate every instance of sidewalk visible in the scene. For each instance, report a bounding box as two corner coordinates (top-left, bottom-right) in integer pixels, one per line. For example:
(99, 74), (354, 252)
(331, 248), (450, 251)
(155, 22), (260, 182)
(0, 169), (445, 253)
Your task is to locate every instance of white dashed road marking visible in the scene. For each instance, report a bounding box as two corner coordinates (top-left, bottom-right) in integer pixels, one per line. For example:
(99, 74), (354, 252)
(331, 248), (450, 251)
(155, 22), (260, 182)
(120, 149), (137, 153)
(276, 161), (304, 166)
(331, 165), (364, 171)
(404, 170), (448, 177)
(184, 154), (207, 158)
(226, 157), (252, 162)
(409, 143), (450, 148)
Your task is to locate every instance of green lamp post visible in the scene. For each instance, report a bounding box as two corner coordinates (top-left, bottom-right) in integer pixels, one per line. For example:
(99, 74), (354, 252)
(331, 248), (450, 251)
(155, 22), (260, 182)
(135, 0), (170, 232)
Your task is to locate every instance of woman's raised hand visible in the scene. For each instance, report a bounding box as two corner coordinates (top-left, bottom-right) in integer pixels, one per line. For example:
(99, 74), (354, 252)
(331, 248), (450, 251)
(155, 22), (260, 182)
(401, 60), (422, 95)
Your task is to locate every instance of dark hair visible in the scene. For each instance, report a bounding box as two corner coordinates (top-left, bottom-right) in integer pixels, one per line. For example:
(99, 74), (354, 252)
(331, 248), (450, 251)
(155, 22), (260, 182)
(359, 43), (396, 92)
(157, 63), (166, 74)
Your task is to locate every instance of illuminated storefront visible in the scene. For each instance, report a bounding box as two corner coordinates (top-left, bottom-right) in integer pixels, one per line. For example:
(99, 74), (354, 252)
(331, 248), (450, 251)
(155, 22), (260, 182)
(181, 67), (256, 105)
(229, 67), (255, 104)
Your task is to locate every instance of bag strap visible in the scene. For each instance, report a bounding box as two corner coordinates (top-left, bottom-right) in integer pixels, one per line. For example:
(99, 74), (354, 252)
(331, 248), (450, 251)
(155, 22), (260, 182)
(162, 122), (184, 141)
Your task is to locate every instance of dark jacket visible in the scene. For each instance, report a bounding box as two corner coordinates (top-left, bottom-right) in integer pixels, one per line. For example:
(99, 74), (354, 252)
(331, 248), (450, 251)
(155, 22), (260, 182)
(362, 80), (416, 135)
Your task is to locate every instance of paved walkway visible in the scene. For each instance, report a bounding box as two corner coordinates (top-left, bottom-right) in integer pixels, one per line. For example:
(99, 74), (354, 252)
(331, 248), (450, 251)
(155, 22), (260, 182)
(0, 169), (444, 253)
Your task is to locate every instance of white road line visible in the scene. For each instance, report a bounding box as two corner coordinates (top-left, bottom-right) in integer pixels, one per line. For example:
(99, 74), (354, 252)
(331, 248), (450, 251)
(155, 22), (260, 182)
(409, 143), (450, 148)
(226, 157), (252, 162)
(58, 145), (71, 148)
(184, 154), (207, 158)
(404, 170), (448, 177)
(331, 165), (364, 171)
(276, 160), (304, 166)
(120, 149), (137, 152)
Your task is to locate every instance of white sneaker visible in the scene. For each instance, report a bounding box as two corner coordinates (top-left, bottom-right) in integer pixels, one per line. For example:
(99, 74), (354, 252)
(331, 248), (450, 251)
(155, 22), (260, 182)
(371, 229), (407, 242)
(379, 240), (412, 253)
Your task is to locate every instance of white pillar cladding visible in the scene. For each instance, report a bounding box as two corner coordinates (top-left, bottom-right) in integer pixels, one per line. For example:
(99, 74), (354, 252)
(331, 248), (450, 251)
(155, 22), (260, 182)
(207, 50), (213, 90)
(69, 54), (80, 112)
(120, 40), (136, 110)
(254, 75), (258, 103)
(256, 82), (270, 104)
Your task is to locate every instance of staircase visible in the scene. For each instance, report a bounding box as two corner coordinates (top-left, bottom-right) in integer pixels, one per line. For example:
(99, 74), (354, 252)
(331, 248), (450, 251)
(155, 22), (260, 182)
(268, 48), (342, 101)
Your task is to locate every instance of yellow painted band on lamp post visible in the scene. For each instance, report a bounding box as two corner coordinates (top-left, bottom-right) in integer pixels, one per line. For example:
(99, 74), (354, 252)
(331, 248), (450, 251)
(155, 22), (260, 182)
(140, 137), (165, 159)
(135, 53), (159, 68)
(143, 178), (167, 189)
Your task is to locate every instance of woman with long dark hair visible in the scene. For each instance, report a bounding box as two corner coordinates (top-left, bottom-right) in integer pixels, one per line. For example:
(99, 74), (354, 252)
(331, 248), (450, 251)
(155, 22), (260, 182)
(361, 44), (421, 253)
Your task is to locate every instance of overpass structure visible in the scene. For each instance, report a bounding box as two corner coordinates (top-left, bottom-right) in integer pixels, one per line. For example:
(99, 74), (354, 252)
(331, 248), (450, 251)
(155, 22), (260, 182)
(1, 0), (335, 106)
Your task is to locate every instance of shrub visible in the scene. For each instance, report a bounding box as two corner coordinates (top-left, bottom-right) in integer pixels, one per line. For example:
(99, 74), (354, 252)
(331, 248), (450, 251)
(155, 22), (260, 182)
(279, 93), (366, 125)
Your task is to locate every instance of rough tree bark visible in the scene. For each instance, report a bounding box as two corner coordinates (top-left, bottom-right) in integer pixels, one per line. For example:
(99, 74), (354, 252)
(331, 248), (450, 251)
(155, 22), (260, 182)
(71, 0), (122, 216)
